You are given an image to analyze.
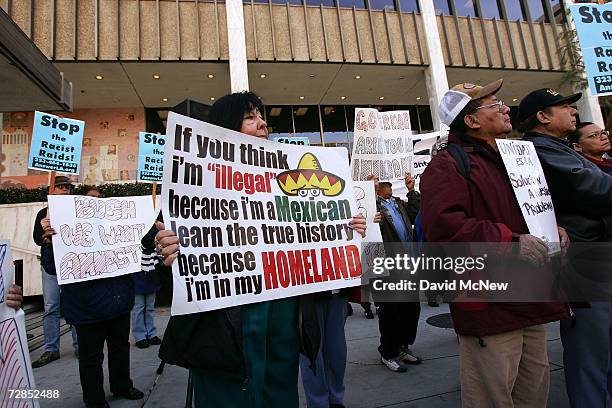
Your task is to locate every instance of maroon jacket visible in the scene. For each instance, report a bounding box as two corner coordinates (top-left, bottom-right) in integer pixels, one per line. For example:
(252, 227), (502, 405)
(420, 132), (568, 337)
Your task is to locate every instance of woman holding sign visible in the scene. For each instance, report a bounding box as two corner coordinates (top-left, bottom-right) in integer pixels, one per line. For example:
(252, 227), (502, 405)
(153, 91), (367, 408)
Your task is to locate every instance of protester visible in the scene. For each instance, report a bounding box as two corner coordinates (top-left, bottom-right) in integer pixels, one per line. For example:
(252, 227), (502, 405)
(299, 291), (349, 408)
(420, 80), (569, 407)
(5, 284), (23, 309)
(31, 175), (78, 368)
(374, 175), (422, 372)
(132, 223), (162, 349)
(62, 186), (144, 408)
(567, 122), (612, 174)
(153, 91), (367, 408)
(519, 89), (612, 408)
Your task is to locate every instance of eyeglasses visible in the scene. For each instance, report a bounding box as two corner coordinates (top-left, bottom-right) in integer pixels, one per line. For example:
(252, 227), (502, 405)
(585, 130), (610, 139)
(475, 100), (505, 113)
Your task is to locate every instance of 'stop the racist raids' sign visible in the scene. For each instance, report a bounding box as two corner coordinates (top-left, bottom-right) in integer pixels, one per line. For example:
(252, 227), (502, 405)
(162, 112), (363, 315)
(569, 3), (612, 97)
(138, 132), (165, 182)
(28, 111), (84, 174)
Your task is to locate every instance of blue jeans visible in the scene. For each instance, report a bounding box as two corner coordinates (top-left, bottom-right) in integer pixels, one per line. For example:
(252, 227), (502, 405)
(299, 294), (348, 408)
(561, 301), (612, 408)
(42, 267), (77, 352)
(131, 293), (157, 342)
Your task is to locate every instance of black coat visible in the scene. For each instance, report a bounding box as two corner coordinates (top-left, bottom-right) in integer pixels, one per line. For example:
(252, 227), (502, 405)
(524, 132), (612, 242)
(62, 275), (135, 325)
(33, 207), (56, 275)
(146, 216), (320, 380)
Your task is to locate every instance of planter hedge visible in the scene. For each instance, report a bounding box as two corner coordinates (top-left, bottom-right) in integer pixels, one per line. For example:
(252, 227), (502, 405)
(0, 183), (160, 205)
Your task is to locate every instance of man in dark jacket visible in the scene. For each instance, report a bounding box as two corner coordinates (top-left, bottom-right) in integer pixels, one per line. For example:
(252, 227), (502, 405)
(519, 89), (612, 407)
(420, 79), (569, 407)
(374, 175), (422, 372)
(31, 175), (77, 368)
(61, 186), (144, 408)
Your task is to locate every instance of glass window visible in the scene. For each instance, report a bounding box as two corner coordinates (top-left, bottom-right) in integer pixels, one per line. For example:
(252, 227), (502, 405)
(526, 0), (546, 22)
(346, 106), (356, 131)
(338, 0), (366, 8)
(398, 0), (418, 12)
(306, 0), (335, 6)
(480, 0), (501, 19)
(293, 106), (322, 145)
(433, 0), (451, 15)
(271, 0), (302, 5)
(321, 106), (350, 150)
(549, 0), (564, 23)
(266, 106), (293, 136)
(247, 0), (270, 3)
(321, 106), (347, 132)
(503, 0), (525, 20)
(416, 105), (433, 132)
(368, 0), (395, 11)
(453, 0), (477, 17)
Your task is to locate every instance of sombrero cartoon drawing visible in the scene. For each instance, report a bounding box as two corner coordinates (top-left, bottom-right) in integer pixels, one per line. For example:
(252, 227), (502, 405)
(277, 153), (345, 197)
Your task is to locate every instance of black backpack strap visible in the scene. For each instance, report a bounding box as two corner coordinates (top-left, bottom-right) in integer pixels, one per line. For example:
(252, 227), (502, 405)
(445, 143), (471, 183)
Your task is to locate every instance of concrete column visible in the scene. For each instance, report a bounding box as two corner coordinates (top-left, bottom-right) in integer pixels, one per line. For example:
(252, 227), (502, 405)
(225, 0), (250, 92)
(418, 0), (449, 131)
(566, 0), (604, 127)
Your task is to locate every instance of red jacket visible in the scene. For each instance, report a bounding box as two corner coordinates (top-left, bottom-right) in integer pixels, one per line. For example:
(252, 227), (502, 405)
(420, 133), (568, 336)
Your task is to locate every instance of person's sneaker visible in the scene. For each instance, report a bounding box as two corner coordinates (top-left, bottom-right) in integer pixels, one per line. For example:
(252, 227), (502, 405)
(113, 387), (144, 400)
(32, 351), (60, 368)
(399, 347), (422, 365)
(381, 356), (407, 372)
(148, 336), (162, 346)
(134, 339), (149, 349)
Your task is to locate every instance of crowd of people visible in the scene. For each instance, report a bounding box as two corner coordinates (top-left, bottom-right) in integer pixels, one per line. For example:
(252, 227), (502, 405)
(4, 84), (609, 408)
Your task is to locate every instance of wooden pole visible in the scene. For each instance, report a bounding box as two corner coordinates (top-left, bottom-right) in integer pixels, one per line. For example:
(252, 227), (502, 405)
(49, 171), (57, 194)
(152, 182), (157, 209)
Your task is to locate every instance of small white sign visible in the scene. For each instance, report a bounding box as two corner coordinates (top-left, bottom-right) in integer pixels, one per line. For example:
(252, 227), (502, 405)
(49, 195), (156, 284)
(496, 139), (560, 254)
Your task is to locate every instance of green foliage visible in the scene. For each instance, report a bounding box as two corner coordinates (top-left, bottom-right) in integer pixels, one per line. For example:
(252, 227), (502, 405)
(0, 183), (160, 204)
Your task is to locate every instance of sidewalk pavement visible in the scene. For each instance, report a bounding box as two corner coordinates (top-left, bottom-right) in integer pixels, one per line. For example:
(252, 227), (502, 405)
(30, 303), (570, 407)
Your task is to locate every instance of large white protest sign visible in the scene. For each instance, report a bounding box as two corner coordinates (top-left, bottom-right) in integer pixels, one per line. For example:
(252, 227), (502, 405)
(496, 140), (560, 254)
(350, 108), (413, 198)
(163, 112), (363, 315)
(48, 196), (155, 284)
(0, 242), (40, 408)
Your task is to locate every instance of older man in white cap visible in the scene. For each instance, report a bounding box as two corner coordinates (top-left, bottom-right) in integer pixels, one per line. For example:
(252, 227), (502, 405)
(419, 79), (569, 407)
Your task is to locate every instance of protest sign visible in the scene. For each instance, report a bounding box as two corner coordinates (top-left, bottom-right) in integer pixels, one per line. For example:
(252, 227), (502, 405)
(496, 140), (560, 254)
(48, 195), (155, 284)
(28, 111), (84, 174)
(138, 132), (165, 182)
(352, 181), (382, 243)
(350, 108), (413, 197)
(272, 136), (310, 145)
(0, 242), (40, 408)
(569, 3), (612, 96)
(162, 112), (363, 315)
(411, 132), (442, 192)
